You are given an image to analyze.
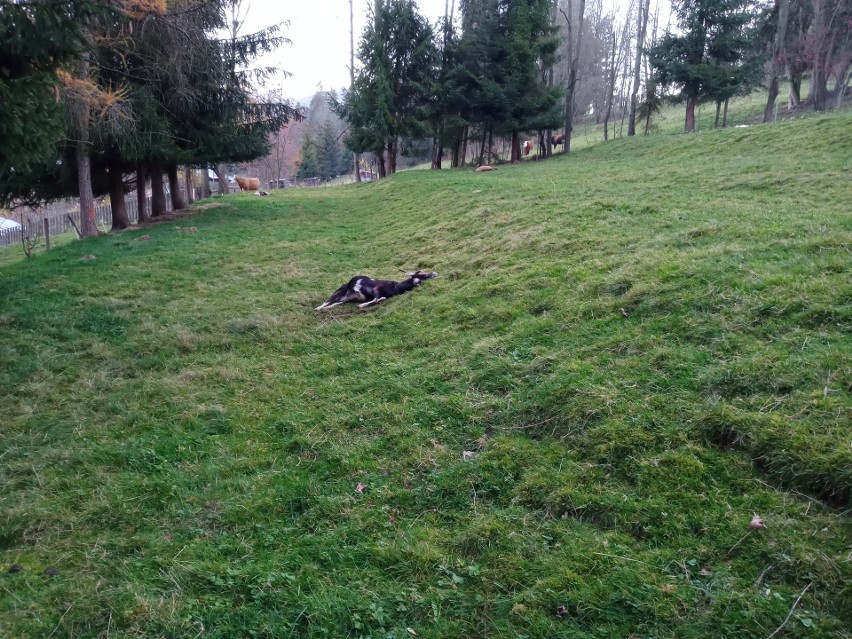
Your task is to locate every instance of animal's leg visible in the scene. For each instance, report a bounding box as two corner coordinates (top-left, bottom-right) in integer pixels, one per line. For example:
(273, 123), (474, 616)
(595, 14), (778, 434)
(358, 297), (387, 309)
(315, 301), (345, 310)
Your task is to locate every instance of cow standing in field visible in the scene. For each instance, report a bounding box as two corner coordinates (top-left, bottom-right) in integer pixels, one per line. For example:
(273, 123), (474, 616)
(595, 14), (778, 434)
(234, 176), (261, 191)
(551, 134), (565, 148)
(522, 140), (533, 156)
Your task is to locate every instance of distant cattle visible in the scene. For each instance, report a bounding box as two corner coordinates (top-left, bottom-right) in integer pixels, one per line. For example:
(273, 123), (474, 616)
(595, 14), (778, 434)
(475, 165), (496, 172)
(551, 134), (565, 147)
(522, 140), (533, 156)
(234, 176), (261, 191)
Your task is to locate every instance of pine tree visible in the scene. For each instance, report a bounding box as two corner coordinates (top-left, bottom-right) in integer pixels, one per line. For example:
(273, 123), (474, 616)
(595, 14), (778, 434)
(297, 131), (319, 179)
(343, 0), (438, 177)
(649, 0), (765, 132)
(496, 0), (562, 163)
(2, 0), (300, 222)
(0, 0), (100, 207)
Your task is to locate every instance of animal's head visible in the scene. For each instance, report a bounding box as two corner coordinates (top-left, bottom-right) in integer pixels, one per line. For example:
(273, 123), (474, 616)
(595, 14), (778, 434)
(402, 270), (438, 285)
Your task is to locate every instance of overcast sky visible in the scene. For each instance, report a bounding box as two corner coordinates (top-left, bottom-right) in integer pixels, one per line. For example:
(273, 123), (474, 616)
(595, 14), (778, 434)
(237, 0), (449, 104)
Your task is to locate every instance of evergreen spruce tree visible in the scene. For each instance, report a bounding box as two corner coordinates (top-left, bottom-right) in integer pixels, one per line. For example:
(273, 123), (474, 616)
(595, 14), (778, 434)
(495, 0), (562, 163)
(0, 0), (99, 197)
(342, 0), (438, 177)
(649, 0), (765, 132)
(297, 131), (319, 179)
(1, 0), (299, 220)
(318, 122), (341, 180)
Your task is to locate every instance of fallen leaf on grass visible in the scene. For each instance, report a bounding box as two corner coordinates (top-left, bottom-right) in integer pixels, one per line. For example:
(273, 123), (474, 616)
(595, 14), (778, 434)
(462, 450), (477, 460)
(749, 514), (766, 530)
(355, 483), (366, 494)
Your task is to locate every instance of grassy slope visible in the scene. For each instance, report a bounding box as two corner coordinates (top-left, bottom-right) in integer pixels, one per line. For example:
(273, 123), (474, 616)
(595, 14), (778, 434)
(570, 80), (824, 151)
(1, 113), (850, 639)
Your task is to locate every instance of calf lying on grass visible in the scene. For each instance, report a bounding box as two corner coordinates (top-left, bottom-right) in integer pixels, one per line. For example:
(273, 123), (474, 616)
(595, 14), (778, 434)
(315, 270), (438, 310)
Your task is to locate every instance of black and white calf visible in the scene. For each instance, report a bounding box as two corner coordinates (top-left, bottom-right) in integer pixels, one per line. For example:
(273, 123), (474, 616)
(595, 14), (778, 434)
(315, 270), (438, 310)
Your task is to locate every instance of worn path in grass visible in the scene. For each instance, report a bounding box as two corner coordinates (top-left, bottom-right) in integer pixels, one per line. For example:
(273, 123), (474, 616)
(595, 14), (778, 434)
(1, 112), (850, 638)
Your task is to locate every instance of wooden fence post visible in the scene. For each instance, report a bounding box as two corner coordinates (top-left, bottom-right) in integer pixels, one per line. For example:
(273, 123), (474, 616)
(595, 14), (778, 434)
(44, 217), (50, 251)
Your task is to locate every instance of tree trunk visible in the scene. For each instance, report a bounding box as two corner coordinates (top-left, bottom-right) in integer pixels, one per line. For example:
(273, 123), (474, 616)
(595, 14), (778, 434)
(832, 60), (851, 108)
(184, 167), (194, 204)
(350, 0), (361, 183)
(376, 151), (386, 178)
(722, 98), (729, 127)
(213, 164), (230, 194)
(788, 71), (802, 109)
(136, 163), (151, 224)
(714, 100), (722, 128)
(107, 162), (131, 230)
(603, 25), (618, 141)
(810, 0), (829, 111)
(628, 0), (651, 136)
(431, 137), (441, 169)
(76, 55), (98, 239)
(150, 163), (167, 217)
(764, 0), (791, 122)
(76, 139), (98, 238)
(765, 77), (781, 121)
(199, 168), (211, 199)
(460, 125), (469, 166)
(546, 0), (557, 157)
(387, 138), (397, 175)
(510, 130), (521, 163)
(562, 0), (586, 155)
(167, 165), (187, 210)
(617, 30), (633, 139)
(685, 93), (697, 132)
(478, 126), (487, 165)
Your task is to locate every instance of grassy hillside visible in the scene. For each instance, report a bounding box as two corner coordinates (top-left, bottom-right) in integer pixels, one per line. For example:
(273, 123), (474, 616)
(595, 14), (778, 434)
(567, 80), (845, 152)
(1, 112), (850, 639)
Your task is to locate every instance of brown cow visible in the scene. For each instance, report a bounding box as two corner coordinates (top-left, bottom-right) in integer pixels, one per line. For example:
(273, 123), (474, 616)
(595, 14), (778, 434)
(551, 134), (565, 147)
(522, 140), (533, 156)
(234, 176), (261, 191)
(475, 165), (496, 172)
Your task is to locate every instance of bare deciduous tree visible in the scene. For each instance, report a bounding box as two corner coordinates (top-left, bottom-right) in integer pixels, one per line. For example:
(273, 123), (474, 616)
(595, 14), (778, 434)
(628, 0), (651, 135)
(16, 210), (42, 259)
(559, 0), (587, 154)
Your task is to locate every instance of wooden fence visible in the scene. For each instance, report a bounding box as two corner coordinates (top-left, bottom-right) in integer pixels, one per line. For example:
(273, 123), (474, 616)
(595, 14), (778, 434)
(0, 188), (190, 248)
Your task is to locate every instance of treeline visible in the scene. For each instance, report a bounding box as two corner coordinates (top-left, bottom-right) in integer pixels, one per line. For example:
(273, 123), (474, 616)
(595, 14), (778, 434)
(341, 0), (562, 177)
(340, 0), (850, 178)
(296, 91), (353, 182)
(0, 0), (299, 237)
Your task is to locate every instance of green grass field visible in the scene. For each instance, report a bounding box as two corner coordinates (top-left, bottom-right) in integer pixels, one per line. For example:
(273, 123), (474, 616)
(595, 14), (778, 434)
(1, 111), (850, 639)
(568, 80), (821, 151)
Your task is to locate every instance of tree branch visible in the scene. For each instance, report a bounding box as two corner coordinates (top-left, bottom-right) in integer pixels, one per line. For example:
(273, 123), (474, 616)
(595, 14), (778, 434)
(765, 582), (813, 639)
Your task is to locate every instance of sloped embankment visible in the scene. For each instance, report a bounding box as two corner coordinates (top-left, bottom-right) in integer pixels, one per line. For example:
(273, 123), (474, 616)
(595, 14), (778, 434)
(0, 112), (850, 638)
